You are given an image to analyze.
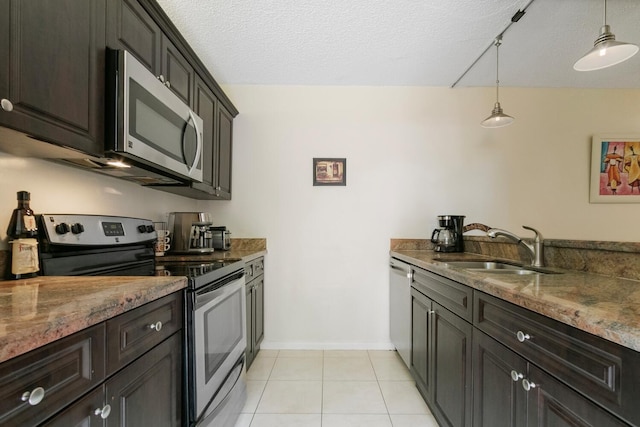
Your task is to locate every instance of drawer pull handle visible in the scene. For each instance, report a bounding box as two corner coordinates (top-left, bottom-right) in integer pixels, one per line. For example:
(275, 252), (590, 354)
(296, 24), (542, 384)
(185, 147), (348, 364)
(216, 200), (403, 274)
(149, 321), (163, 331)
(522, 379), (537, 391)
(1, 98), (13, 112)
(516, 331), (531, 342)
(21, 387), (45, 405)
(94, 404), (112, 419)
(510, 370), (524, 382)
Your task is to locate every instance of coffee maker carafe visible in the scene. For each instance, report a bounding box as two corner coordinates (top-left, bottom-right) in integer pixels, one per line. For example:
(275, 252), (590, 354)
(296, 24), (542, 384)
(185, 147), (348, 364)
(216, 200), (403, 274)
(431, 215), (465, 252)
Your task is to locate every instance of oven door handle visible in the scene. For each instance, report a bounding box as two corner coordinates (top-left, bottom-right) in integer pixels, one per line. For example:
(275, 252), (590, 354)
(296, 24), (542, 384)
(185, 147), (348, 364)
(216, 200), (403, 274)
(195, 272), (245, 310)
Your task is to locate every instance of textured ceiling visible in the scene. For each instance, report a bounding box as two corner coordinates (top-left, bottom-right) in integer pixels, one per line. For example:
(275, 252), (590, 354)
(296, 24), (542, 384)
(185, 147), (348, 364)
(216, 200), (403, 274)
(156, 0), (640, 88)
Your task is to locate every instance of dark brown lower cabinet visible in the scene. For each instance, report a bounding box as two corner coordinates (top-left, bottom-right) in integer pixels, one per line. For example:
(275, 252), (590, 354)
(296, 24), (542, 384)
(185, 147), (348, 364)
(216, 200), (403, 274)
(410, 283), (472, 427)
(105, 333), (182, 427)
(245, 257), (265, 369)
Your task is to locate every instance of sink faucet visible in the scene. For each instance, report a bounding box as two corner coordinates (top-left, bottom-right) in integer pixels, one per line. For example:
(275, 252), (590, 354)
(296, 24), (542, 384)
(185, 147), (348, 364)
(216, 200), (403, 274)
(486, 225), (544, 267)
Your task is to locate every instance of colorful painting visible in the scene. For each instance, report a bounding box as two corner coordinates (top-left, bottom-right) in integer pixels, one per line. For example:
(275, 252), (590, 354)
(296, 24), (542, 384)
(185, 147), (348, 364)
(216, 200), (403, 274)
(313, 158), (346, 186)
(590, 135), (640, 203)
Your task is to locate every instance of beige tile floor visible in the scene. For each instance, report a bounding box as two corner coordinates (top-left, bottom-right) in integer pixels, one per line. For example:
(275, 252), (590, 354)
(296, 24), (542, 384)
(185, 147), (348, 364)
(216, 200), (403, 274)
(234, 350), (439, 427)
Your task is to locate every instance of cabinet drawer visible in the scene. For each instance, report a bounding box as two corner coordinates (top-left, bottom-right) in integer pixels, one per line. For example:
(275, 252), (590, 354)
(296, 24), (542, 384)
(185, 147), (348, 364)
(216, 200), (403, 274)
(106, 291), (183, 375)
(474, 291), (640, 425)
(412, 267), (473, 322)
(0, 324), (105, 427)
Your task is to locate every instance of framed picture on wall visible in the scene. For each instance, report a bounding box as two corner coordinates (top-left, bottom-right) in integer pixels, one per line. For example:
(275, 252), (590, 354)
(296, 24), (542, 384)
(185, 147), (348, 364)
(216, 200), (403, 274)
(590, 135), (640, 203)
(313, 158), (346, 186)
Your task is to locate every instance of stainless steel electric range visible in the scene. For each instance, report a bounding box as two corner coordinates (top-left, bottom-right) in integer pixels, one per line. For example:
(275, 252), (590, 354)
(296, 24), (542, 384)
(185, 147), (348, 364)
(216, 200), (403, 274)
(37, 214), (247, 427)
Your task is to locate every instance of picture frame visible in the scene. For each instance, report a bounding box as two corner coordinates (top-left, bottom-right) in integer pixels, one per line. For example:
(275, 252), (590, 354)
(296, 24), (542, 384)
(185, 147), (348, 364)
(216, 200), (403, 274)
(313, 158), (346, 186)
(590, 135), (640, 203)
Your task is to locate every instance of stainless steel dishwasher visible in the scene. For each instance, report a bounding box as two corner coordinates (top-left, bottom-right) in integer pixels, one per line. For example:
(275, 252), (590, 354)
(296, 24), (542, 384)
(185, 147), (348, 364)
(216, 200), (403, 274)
(389, 257), (412, 368)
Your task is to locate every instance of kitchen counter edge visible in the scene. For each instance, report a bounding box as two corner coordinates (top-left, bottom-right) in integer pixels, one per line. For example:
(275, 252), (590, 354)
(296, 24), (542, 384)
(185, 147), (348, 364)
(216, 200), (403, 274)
(0, 275), (188, 363)
(390, 249), (640, 353)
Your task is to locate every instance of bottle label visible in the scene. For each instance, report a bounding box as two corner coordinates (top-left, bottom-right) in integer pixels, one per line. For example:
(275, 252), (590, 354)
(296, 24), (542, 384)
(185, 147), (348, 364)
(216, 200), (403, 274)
(24, 216), (37, 231)
(11, 238), (40, 275)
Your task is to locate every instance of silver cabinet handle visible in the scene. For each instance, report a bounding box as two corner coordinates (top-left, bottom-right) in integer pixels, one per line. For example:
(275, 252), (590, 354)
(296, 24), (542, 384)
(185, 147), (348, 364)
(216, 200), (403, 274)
(157, 74), (165, 83)
(522, 379), (537, 391)
(94, 404), (111, 419)
(21, 387), (45, 405)
(165, 81), (171, 88)
(427, 310), (435, 316)
(516, 331), (530, 342)
(149, 321), (163, 331)
(510, 370), (524, 382)
(1, 98), (13, 112)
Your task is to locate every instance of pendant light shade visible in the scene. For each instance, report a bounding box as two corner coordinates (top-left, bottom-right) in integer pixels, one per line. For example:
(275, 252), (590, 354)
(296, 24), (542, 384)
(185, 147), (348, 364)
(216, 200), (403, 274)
(573, 0), (638, 71)
(481, 36), (514, 129)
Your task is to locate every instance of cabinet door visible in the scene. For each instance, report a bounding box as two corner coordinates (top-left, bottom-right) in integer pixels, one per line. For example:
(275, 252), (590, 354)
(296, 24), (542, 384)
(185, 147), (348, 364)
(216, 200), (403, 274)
(106, 292), (182, 375)
(43, 387), (106, 427)
(0, 0), (105, 157)
(0, 324), (105, 427)
(410, 287), (432, 399)
(472, 330), (527, 427)
(214, 104), (233, 199)
(192, 74), (217, 194)
(245, 281), (255, 368)
(254, 276), (265, 350)
(431, 302), (473, 427)
(106, 0), (161, 74)
(161, 35), (194, 107)
(526, 365), (629, 427)
(105, 333), (182, 427)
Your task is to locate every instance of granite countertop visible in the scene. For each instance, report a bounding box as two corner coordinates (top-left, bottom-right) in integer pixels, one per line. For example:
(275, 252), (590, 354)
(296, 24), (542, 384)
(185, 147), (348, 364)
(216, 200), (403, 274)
(0, 275), (187, 364)
(391, 249), (640, 353)
(157, 238), (267, 264)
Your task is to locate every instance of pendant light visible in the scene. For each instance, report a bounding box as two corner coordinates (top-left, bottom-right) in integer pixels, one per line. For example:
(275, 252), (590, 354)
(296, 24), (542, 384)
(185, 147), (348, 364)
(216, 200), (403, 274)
(573, 0), (638, 71)
(481, 36), (514, 129)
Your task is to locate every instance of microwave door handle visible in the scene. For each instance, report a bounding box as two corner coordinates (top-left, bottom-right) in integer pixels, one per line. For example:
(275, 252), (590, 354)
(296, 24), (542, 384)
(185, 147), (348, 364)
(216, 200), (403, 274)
(186, 110), (202, 176)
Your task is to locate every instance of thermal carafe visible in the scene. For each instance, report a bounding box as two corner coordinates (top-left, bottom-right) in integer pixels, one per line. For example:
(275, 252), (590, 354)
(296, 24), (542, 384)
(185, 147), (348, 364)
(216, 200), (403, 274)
(431, 215), (465, 252)
(168, 212), (215, 253)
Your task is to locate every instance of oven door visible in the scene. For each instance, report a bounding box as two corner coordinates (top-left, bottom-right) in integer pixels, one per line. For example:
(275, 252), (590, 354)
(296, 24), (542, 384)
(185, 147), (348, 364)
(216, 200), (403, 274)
(192, 272), (246, 421)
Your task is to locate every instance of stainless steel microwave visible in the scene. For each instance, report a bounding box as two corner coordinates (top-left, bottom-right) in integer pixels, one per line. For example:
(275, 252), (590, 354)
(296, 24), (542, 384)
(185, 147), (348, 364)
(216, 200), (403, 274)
(105, 49), (203, 183)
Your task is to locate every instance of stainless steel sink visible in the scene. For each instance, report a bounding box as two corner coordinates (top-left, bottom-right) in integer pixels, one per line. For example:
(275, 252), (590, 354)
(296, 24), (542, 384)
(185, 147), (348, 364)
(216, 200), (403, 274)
(442, 260), (560, 275)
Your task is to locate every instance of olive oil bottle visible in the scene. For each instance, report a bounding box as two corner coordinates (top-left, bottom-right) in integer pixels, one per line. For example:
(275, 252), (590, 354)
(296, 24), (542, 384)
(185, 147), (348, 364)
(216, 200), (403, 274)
(6, 191), (39, 279)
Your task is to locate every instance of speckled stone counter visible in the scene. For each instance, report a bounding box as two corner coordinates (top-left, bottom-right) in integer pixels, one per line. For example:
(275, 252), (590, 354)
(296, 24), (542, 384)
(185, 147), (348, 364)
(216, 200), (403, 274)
(158, 238), (267, 264)
(390, 249), (640, 353)
(0, 275), (187, 363)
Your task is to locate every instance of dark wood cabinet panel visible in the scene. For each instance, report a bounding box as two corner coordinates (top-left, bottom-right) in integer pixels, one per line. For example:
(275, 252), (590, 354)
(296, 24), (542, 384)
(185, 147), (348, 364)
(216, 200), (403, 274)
(474, 291), (640, 425)
(43, 387), (105, 427)
(106, 291), (182, 375)
(0, 0), (105, 157)
(410, 286), (432, 398)
(431, 302), (472, 427)
(161, 34), (194, 107)
(527, 365), (629, 427)
(105, 333), (182, 427)
(472, 329), (527, 427)
(412, 268), (473, 322)
(106, 0), (161, 74)
(245, 257), (265, 369)
(0, 324), (105, 427)
(215, 104), (234, 199)
(193, 74), (217, 192)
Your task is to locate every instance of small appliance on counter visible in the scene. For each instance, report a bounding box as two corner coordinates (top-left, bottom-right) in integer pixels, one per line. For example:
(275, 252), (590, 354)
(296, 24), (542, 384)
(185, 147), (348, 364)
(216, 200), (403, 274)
(431, 215), (465, 252)
(168, 212), (215, 253)
(211, 226), (231, 251)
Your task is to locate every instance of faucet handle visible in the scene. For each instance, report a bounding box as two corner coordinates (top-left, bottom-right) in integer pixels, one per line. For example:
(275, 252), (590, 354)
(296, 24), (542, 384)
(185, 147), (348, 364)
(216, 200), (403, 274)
(522, 225), (542, 242)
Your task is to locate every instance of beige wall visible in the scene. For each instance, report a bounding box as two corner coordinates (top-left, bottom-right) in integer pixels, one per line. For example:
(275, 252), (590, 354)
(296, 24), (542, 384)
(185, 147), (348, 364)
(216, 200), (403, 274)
(205, 85), (640, 349)
(1, 84), (639, 349)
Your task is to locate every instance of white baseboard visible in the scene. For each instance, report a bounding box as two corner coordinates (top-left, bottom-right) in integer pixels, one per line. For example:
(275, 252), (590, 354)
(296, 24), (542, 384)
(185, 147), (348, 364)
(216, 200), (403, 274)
(259, 341), (396, 351)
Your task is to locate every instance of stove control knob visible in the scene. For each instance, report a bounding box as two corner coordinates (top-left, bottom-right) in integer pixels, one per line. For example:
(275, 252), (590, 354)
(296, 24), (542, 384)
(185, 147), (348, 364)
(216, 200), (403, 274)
(71, 223), (84, 234)
(55, 223), (70, 235)
(137, 225), (147, 233)
(146, 225), (154, 233)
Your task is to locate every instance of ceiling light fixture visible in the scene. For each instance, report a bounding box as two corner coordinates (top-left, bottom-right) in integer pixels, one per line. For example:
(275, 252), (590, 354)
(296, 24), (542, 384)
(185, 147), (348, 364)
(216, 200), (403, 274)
(481, 36), (514, 129)
(573, 0), (638, 71)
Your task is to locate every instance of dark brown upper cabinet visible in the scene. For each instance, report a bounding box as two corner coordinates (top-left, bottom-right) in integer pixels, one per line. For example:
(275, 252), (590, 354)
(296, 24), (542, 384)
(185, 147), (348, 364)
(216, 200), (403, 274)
(0, 0), (106, 157)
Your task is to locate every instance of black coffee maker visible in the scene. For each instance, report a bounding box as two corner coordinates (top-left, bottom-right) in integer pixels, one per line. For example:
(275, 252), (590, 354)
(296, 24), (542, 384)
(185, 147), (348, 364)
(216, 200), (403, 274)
(431, 215), (465, 252)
